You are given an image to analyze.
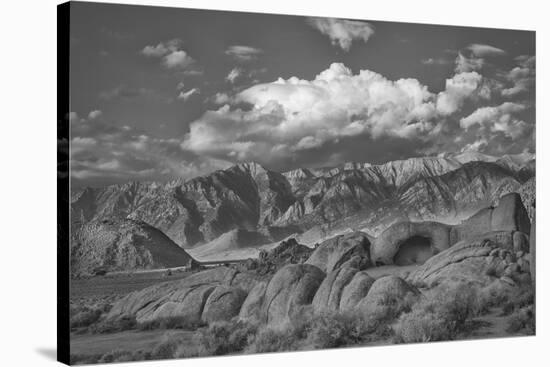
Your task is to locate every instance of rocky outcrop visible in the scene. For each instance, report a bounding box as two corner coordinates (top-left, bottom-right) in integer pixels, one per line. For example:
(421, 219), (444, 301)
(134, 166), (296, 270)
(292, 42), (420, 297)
(70, 218), (195, 276)
(355, 276), (420, 315)
(339, 271), (376, 311)
(312, 265), (359, 313)
(451, 193), (531, 243)
(306, 232), (371, 273)
(238, 281), (268, 321)
(370, 193), (531, 266)
(201, 286), (247, 323)
(261, 264), (325, 324)
(106, 266), (253, 323)
(407, 234), (532, 287)
(371, 222), (451, 266)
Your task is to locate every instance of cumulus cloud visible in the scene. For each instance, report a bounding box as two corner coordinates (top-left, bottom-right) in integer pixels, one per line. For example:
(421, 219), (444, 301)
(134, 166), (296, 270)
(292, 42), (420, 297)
(225, 68), (243, 83)
(501, 55), (535, 97)
(69, 111), (230, 186)
(180, 59), (534, 168)
(88, 110), (102, 120)
(460, 102), (528, 138)
(436, 72), (487, 115)
(141, 39), (195, 70)
(225, 45), (263, 62)
(177, 88), (200, 101)
(182, 63), (438, 162)
(211, 92), (231, 105)
(307, 18), (375, 51)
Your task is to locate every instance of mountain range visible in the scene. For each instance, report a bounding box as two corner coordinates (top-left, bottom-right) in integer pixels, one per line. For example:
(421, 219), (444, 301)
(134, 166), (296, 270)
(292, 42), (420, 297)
(71, 152), (535, 262)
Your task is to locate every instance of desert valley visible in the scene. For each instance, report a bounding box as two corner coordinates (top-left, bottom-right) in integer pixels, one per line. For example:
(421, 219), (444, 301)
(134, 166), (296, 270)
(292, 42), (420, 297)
(69, 152), (535, 364)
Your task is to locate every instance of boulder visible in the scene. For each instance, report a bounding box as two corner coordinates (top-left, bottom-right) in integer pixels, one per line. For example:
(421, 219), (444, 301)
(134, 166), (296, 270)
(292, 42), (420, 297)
(107, 266), (246, 323)
(312, 265), (359, 313)
(371, 221), (451, 265)
(142, 284), (216, 323)
(491, 193), (531, 234)
(306, 232), (371, 273)
(355, 276), (419, 315)
(201, 286), (247, 323)
(451, 193), (531, 243)
(407, 235), (526, 287)
(262, 264), (325, 324)
(339, 271), (375, 311)
(238, 281), (268, 321)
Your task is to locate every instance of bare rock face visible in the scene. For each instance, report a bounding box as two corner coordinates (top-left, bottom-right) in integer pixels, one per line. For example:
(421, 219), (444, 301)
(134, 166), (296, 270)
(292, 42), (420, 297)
(306, 232), (371, 273)
(355, 276), (419, 315)
(451, 193), (531, 243)
(261, 264), (325, 324)
(238, 281), (268, 321)
(407, 233), (532, 287)
(106, 266), (247, 323)
(70, 218), (194, 276)
(201, 286), (247, 323)
(338, 271), (376, 311)
(312, 265), (359, 313)
(371, 221), (451, 266)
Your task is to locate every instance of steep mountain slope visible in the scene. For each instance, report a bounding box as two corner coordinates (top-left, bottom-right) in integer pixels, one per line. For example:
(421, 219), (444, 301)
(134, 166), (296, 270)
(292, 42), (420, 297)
(71, 155), (535, 251)
(70, 218), (194, 277)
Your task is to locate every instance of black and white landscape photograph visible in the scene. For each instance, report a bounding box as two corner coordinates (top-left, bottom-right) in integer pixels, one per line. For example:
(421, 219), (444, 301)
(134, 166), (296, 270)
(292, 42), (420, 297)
(64, 1), (536, 364)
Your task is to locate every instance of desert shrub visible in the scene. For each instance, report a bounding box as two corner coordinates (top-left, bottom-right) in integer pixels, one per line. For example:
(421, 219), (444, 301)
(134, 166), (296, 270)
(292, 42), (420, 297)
(506, 306), (535, 334)
(306, 310), (371, 349)
(89, 315), (137, 334)
(477, 282), (534, 316)
(247, 325), (302, 354)
(393, 309), (451, 343)
(98, 349), (135, 363)
(198, 319), (259, 356)
(70, 308), (103, 329)
(138, 316), (205, 331)
(147, 333), (193, 360)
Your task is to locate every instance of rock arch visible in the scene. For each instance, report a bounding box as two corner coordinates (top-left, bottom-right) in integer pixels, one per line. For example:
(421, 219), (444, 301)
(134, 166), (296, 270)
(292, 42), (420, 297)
(371, 221), (452, 265)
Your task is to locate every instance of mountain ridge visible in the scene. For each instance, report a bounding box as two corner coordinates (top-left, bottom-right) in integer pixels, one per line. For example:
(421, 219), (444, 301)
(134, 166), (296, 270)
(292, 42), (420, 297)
(70, 153), (535, 251)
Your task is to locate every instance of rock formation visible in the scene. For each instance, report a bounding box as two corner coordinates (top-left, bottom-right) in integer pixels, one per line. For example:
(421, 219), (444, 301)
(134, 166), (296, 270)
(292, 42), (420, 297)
(306, 232), (371, 273)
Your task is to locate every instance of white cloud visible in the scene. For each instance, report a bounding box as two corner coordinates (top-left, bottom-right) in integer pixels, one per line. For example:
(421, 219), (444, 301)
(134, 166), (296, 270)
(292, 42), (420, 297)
(436, 72), (486, 115)
(182, 63), (437, 161)
(307, 18), (375, 51)
(460, 102), (528, 138)
(163, 50), (194, 69)
(88, 110), (102, 120)
(177, 88), (200, 101)
(225, 68), (243, 83)
(141, 39), (182, 57)
(141, 39), (195, 70)
(466, 43), (506, 57)
(225, 45), (263, 62)
(212, 92), (231, 105)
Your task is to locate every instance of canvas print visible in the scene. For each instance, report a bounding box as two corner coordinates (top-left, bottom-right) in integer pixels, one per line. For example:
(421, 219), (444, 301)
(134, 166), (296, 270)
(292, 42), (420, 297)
(59, 1), (536, 365)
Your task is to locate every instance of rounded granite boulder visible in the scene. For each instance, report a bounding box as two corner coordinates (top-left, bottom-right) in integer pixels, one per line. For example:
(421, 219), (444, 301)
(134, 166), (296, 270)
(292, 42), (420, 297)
(201, 285), (247, 323)
(262, 263), (325, 324)
(305, 232), (371, 273)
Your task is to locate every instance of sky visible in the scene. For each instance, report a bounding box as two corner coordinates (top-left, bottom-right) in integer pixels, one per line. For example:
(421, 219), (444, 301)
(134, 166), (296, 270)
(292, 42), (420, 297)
(69, 1), (536, 187)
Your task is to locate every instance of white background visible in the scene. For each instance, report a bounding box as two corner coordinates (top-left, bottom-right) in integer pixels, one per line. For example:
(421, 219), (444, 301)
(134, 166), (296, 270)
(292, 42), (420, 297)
(0, 0), (547, 366)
